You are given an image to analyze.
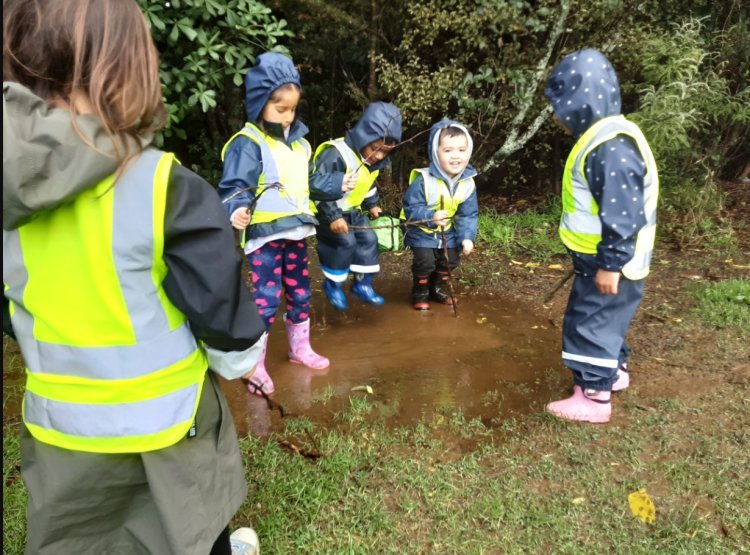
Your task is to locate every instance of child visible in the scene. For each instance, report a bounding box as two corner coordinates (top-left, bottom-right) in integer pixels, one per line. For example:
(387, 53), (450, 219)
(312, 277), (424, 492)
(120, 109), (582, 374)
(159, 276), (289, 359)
(2, 1), (266, 553)
(219, 52), (329, 397)
(310, 101), (402, 310)
(402, 120), (478, 310)
(543, 49), (659, 423)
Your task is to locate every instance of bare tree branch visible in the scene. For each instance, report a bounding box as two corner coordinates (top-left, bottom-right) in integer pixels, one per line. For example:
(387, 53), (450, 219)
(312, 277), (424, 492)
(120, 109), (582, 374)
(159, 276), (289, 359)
(483, 0), (570, 172)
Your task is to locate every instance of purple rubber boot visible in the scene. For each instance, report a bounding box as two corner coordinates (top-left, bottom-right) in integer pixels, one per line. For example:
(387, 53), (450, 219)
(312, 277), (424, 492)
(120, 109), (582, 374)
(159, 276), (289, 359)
(546, 385), (612, 423)
(286, 317), (330, 370)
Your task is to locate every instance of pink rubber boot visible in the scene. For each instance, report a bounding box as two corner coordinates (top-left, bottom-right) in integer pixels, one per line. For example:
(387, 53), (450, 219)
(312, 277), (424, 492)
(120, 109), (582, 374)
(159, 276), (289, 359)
(285, 318), (330, 370)
(546, 385), (612, 423)
(245, 341), (275, 396)
(612, 363), (630, 392)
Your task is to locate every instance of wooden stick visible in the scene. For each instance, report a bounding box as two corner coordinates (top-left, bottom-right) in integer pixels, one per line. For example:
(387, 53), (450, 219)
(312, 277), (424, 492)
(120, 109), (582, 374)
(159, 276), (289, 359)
(543, 268), (575, 304)
(439, 197), (459, 317)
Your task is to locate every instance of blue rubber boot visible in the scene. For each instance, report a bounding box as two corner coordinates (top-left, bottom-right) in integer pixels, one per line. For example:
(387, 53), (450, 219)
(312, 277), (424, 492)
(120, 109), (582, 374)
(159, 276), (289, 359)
(351, 273), (385, 305)
(323, 278), (348, 310)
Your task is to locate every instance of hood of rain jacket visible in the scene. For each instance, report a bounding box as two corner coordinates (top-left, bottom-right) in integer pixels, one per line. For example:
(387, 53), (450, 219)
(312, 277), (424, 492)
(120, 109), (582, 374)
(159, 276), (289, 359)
(244, 52), (301, 123)
(544, 48), (622, 138)
(344, 101), (402, 171)
(3, 82), (127, 230)
(426, 119), (477, 186)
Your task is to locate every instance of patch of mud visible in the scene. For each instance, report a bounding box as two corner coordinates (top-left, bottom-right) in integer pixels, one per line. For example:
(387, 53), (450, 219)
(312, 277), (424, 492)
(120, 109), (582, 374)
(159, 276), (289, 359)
(221, 276), (564, 436)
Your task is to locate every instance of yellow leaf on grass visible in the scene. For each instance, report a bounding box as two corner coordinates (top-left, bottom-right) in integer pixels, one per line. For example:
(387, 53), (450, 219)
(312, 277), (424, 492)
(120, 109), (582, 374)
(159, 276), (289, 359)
(572, 497), (586, 505)
(510, 259), (524, 265)
(525, 262), (540, 268)
(628, 489), (656, 524)
(548, 264), (564, 270)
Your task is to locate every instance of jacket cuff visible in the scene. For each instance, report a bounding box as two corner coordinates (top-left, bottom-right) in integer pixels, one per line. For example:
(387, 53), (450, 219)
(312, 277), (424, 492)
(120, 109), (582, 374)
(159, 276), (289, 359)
(204, 332), (268, 380)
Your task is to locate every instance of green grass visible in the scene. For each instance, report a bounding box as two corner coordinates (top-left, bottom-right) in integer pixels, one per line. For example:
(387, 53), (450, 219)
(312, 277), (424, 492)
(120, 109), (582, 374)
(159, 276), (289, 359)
(690, 278), (750, 334)
(477, 205), (567, 262)
(3, 385), (749, 554)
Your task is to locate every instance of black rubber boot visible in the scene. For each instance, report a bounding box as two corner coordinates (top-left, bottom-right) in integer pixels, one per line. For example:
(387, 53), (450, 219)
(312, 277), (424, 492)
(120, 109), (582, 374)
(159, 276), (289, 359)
(411, 275), (430, 310)
(429, 270), (455, 305)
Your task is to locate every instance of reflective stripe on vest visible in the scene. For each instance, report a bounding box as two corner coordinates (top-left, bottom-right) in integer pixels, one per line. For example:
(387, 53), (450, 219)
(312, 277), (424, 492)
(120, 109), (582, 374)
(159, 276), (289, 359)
(3, 150), (208, 454)
(402, 169), (476, 233)
(221, 123), (313, 229)
(559, 115), (659, 280)
(313, 139), (379, 211)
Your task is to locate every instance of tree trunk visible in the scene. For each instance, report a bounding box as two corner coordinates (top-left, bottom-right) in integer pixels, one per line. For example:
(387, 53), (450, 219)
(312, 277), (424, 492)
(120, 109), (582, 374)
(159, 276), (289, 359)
(368, 0), (380, 100)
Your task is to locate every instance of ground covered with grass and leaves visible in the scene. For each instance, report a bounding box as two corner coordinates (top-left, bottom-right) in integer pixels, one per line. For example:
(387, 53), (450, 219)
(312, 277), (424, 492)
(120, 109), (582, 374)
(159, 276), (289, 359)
(3, 182), (749, 554)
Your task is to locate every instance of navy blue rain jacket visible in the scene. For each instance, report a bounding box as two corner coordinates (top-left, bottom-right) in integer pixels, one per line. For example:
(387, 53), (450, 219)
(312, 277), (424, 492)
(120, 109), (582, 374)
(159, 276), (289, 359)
(402, 120), (478, 248)
(311, 102), (402, 224)
(217, 52), (321, 239)
(545, 49), (648, 272)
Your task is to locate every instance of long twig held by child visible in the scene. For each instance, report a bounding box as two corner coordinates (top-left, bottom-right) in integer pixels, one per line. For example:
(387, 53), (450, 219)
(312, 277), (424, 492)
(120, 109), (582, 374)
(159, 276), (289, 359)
(543, 268), (575, 304)
(347, 215), (455, 230)
(439, 197), (459, 317)
(354, 119), (433, 173)
(220, 181), (284, 205)
(242, 378), (296, 418)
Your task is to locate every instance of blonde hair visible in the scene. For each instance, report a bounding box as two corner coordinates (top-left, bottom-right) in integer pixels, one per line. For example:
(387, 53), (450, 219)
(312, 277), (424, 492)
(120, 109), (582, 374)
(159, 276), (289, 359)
(3, 0), (166, 163)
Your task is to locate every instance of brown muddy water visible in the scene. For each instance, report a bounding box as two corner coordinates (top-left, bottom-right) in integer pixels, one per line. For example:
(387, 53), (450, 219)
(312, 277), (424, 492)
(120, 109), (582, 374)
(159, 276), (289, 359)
(2, 277), (565, 437)
(221, 276), (564, 437)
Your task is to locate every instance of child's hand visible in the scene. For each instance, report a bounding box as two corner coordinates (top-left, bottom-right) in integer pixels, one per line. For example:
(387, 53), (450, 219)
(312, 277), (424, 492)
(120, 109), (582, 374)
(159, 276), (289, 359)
(231, 208), (251, 230)
(369, 206), (383, 219)
(432, 210), (449, 227)
(595, 269), (621, 295)
(330, 218), (349, 235)
(342, 171), (358, 193)
(462, 240), (474, 256)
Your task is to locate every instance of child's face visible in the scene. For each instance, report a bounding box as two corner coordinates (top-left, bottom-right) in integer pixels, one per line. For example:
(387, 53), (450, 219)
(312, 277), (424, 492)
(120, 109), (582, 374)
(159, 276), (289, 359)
(261, 87), (300, 129)
(360, 140), (395, 166)
(436, 133), (469, 178)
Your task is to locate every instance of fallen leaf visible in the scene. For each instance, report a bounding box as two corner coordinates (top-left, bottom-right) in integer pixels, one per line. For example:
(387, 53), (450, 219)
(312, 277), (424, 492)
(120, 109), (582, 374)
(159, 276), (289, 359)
(525, 262), (540, 268)
(732, 264), (750, 269)
(628, 489), (656, 524)
(572, 497), (586, 505)
(548, 264), (565, 270)
(725, 258), (734, 264)
(531, 325), (539, 329)
(510, 259), (524, 265)
(350, 385), (374, 395)
(476, 317), (487, 324)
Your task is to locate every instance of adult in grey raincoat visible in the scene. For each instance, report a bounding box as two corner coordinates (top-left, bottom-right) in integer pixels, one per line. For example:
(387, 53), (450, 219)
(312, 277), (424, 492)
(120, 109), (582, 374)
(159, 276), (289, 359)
(3, 1), (266, 553)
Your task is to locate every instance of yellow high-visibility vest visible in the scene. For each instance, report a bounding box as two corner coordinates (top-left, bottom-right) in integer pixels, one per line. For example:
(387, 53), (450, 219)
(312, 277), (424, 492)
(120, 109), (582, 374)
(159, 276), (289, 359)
(221, 123), (313, 235)
(3, 150), (208, 454)
(559, 115), (659, 280)
(312, 138), (379, 211)
(401, 168), (476, 233)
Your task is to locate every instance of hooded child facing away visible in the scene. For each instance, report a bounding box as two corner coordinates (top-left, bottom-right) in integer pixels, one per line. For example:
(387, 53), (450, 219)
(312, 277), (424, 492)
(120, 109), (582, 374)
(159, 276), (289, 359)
(401, 120), (478, 310)
(2, 1), (267, 553)
(309, 101), (402, 311)
(543, 48), (659, 424)
(218, 52), (330, 398)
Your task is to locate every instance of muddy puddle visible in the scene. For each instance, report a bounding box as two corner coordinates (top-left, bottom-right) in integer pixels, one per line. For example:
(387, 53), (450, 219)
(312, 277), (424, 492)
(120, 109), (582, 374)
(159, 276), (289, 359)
(222, 276), (564, 437)
(2, 276), (565, 437)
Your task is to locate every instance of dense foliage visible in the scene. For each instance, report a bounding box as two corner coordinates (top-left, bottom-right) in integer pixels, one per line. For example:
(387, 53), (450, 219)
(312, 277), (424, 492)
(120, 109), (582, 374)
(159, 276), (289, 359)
(143, 0), (749, 202)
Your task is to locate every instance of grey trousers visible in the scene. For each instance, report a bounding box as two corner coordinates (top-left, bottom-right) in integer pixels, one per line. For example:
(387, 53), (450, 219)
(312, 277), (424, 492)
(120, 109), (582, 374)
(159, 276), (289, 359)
(21, 372), (247, 555)
(562, 252), (645, 390)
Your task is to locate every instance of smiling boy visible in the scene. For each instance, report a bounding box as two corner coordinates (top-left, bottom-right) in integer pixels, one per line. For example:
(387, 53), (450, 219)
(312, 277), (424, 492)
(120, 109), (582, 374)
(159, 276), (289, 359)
(401, 120), (478, 310)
